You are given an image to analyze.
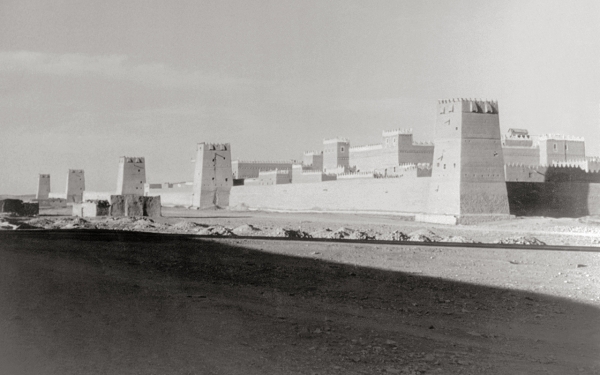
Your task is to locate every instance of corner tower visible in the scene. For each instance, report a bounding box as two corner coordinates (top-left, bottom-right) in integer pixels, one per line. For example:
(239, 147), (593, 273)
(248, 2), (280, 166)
(66, 169), (85, 203)
(426, 99), (509, 221)
(192, 143), (233, 209)
(117, 156), (146, 195)
(36, 174), (50, 199)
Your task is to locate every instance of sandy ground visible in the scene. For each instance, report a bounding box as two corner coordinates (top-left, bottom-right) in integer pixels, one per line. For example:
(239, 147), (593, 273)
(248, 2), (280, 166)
(1, 209), (599, 374)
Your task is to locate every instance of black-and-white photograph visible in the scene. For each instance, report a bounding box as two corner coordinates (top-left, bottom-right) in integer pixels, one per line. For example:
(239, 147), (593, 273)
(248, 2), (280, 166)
(1, 1), (599, 374)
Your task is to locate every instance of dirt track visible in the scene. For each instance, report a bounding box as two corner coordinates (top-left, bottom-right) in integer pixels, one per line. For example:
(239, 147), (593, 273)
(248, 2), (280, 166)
(1, 230), (599, 374)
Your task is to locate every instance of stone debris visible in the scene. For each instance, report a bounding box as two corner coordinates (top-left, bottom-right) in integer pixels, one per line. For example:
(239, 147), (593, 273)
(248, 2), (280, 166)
(232, 224), (261, 235)
(269, 227), (312, 238)
(441, 235), (477, 243)
(494, 236), (546, 245)
(311, 227), (373, 240)
(197, 225), (235, 236)
(0, 219), (19, 230)
(379, 230), (410, 241)
(54, 217), (97, 230)
(25, 218), (56, 229)
(408, 229), (442, 242)
(171, 221), (205, 232)
(131, 218), (157, 230)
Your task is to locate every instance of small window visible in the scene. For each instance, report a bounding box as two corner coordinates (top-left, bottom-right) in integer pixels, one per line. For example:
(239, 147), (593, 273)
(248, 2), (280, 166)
(553, 143), (557, 151)
(443, 164), (446, 169)
(341, 147), (345, 152)
(565, 144), (568, 151)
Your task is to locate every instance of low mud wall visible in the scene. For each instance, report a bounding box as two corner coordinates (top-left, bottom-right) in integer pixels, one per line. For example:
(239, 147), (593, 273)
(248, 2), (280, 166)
(506, 182), (600, 217)
(229, 177), (430, 213)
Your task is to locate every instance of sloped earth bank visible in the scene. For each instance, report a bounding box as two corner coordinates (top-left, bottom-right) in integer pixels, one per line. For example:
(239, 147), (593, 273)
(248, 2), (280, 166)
(1, 231), (599, 375)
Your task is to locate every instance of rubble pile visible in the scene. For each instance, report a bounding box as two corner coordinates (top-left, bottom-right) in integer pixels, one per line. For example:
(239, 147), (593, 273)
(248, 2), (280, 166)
(494, 236), (546, 246)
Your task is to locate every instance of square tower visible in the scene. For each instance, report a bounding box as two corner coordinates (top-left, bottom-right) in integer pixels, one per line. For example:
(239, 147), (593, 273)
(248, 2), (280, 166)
(426, 99), (509, 219)
(323, 138), (350, 172)
(36, 174), (50, 199)
(66, 169), (85, 203)
(192, 143), (233, 209)
(117, 157), (146, 195)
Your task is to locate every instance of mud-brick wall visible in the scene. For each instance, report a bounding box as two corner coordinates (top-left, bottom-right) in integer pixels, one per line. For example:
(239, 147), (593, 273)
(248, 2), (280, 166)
(506, 182), (600, 217)
(229, 177), (430, 213)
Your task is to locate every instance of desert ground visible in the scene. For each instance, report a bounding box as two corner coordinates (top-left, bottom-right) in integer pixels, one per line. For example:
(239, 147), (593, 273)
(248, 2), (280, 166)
(1, 208), (599, 374)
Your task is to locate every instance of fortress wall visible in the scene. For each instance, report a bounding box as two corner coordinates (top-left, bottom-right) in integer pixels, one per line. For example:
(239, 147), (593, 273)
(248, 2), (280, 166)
(49, 192), (67, 199)
(146, 184), (193, 207)
(539, 138), (586, 165)
(507, 182), (600, 217)
(398, 145), (435, 164)
(504, 165), (548, 182)
(501, 147), (540, 165)
(229, 177), (430, 213)
(232, 161), (293, 179)
(350, 147), (384, 171)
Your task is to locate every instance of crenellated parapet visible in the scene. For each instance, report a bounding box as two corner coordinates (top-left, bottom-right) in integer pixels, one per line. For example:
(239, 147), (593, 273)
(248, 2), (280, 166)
(199, 143), (229, 151)
(382, 128), (413, 137)
(538, 134), (585, 142)
(303, 150), (323, 156)
(437, 98), (498, 115)
(119, 156), (145, 164)
(349, 144), (383, 152)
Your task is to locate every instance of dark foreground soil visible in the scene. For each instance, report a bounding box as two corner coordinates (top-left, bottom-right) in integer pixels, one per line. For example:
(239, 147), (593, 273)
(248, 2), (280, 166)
(0, 231), (599, 375)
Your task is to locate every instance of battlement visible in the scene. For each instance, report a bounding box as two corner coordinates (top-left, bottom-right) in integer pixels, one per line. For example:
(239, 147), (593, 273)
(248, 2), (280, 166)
(303, 150), (323, 156)
(413, 141), (434, 146)
(119, 156), (145, 164)
(538, 134), (585, 142)
(323, 137), (349, 144)
(69, 169), (84, 173)
(382, 128), (413, 137)
(197, 142), (230, 151)
(39, 174), (50, 178)
(437, 98), (498, 114)
(349, 144), (383, 152)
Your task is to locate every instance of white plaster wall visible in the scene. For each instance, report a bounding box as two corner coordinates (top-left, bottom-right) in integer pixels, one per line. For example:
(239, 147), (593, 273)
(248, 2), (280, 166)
(230, 177), (429, 213)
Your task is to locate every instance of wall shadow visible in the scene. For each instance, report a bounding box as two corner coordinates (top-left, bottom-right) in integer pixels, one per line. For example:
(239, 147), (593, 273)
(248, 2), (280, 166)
(507, 166), (598, 217)
(0, 230), (598, 374)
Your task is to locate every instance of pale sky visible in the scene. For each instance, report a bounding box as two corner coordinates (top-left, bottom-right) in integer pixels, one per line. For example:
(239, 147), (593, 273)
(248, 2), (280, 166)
(1, 0), (599, 194)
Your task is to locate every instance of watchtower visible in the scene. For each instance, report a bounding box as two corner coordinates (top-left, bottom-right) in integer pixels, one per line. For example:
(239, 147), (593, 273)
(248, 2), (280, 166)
(117, 156), (146, 195)
(323, 138), (350, 172)
(36, 174), (50, 199)
(192, 143), (233, 209)
(66, 169), (85, 203)
(426, 99), (510, 221)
